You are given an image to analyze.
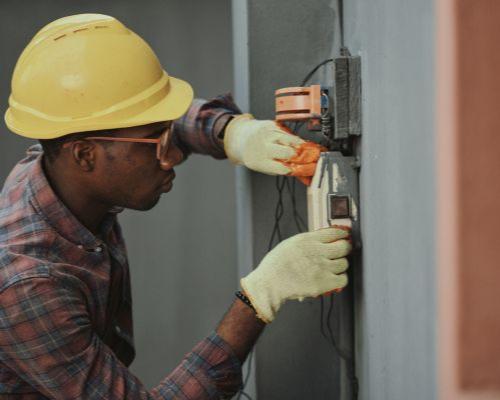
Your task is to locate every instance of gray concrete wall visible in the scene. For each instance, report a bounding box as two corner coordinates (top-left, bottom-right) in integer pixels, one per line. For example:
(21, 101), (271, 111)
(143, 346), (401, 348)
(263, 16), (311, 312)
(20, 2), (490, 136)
(343, 1), (437, 399)
(0, 0), (236, 390)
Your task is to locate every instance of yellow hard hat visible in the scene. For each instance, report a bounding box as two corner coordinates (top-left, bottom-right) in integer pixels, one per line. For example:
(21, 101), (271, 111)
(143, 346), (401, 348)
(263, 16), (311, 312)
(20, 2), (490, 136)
(4, 14), (194, 139)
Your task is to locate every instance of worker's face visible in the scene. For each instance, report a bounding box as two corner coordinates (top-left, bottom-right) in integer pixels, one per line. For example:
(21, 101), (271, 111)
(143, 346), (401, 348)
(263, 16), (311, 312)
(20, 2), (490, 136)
(92, 122), (184, 211)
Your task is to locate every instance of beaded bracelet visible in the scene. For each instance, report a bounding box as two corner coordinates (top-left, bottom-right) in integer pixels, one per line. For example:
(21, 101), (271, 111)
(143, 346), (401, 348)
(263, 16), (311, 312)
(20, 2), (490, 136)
(235, 290), (256, 312)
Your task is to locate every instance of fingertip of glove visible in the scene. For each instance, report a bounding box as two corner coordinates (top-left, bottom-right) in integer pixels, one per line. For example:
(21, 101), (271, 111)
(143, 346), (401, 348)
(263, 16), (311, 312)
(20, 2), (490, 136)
(336, 239), (353, 256)
(322, 272), (348, 294)
(338, 273), (348, 288)
(314, 226), (351, 242)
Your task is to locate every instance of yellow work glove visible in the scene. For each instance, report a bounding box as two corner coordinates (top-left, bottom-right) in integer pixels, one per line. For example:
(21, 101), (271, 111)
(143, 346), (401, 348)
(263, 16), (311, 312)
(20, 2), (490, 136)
(241, 226), (352, 323)
(224, 114), (325, 183)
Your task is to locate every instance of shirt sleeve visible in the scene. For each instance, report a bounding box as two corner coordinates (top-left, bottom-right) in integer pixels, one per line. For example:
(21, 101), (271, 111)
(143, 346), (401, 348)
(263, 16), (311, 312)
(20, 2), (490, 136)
(0, 276), (242, 400)
(173, 94), (242, 160)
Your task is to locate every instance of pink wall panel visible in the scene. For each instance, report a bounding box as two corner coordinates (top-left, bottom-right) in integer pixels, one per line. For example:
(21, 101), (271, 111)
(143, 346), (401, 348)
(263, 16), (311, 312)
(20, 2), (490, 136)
(457, 0), (500, 389)
(439, 0), (500, 398)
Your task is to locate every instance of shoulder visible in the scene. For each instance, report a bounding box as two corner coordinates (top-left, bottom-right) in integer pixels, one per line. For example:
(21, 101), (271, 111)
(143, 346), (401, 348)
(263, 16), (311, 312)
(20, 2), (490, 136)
(0, 145), (48, 243)
(0, 214), (59, 293)
(0, 258), (50, 294)
(0, 264), (101, 316)
(0, 249), (80, 295)
(1, 144), (43, 199)
(0, 145), (60, 289)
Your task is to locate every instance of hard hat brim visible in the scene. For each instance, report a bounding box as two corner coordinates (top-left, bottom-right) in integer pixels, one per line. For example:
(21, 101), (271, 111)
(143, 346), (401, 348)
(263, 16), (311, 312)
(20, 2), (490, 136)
(4, 74), (194, 139)
(120, 75), (194, 130)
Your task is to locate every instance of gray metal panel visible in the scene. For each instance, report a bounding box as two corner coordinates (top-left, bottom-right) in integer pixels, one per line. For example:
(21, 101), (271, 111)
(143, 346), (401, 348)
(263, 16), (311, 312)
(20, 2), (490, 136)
(247, 0), (345, 398)
(343, 1), (437, 399)
(0, 0), (236, 390)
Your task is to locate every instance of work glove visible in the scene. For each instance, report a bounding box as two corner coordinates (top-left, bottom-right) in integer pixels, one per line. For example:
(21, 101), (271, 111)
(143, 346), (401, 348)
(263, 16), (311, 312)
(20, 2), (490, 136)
(241, 226), (352, 323)
(223, 114), (326, 185)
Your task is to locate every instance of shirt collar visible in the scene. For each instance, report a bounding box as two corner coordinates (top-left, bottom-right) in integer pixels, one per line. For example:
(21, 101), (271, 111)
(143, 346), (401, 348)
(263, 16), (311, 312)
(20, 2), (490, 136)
(26, 145), (121, 250)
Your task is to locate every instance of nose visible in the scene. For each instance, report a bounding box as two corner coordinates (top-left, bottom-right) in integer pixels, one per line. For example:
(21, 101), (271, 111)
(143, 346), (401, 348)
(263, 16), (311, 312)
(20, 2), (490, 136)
(159, 143), (184, 170)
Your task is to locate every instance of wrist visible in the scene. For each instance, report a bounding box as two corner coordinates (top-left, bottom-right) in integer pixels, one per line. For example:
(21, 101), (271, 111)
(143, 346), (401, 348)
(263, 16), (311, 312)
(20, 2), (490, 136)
(217, 114), (236, 141)
(216, 298), (266, 363)
(240, 276), (276, 324)
(223, 113), (255, 164)
(235, 290), (255, 312)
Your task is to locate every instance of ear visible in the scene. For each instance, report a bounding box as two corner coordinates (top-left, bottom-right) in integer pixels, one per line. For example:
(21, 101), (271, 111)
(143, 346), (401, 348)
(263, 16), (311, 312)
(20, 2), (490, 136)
(68, 141), (97, 172)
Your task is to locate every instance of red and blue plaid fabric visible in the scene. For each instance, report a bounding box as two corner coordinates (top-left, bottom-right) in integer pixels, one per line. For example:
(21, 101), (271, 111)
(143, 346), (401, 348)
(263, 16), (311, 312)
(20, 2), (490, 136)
(0, 97), (242, 399)
(174, 94), (241, 159)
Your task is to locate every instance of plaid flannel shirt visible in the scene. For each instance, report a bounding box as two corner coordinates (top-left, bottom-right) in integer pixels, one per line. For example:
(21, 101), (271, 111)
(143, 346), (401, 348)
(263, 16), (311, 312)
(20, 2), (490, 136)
(0, 95), (242, 399)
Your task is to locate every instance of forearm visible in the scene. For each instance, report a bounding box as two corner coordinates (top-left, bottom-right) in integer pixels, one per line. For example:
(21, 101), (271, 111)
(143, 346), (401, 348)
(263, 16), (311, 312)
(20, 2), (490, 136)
(174, 95), (241, 160)
(216, 297), (266, 363)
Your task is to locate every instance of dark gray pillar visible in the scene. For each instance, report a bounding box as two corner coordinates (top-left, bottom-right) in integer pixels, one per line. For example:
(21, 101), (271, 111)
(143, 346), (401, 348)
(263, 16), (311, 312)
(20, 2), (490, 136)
(245, 1), (346, 399)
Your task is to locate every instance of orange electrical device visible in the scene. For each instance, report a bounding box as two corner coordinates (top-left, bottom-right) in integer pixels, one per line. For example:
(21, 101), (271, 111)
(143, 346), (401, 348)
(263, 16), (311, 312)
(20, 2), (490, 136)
(275, 84), (325, 130)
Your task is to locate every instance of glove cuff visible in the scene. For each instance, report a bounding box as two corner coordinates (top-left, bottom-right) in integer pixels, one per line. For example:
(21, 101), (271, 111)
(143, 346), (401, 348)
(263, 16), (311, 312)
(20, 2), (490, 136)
(240, 276), (276, 324)
(223, 113), (255, 165)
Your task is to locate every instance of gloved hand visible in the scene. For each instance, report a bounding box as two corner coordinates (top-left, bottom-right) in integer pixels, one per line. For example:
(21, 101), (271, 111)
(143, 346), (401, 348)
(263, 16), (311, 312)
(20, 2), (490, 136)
(241, 226), (352, 323)
(223, 114), (326, 184)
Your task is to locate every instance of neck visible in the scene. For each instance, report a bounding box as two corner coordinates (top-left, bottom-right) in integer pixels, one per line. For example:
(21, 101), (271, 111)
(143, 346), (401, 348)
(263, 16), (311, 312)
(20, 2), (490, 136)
(42, 156), (110, 236)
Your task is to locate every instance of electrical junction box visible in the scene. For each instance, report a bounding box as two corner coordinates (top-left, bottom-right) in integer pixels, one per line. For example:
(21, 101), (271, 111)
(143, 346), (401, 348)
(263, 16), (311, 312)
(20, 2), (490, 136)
(274, 50), (362, 240)
(306, 52), (361, 242)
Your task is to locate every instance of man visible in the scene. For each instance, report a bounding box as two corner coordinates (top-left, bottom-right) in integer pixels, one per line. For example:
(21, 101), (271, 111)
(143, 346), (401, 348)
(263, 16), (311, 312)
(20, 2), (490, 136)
(0, 14), (351, 399)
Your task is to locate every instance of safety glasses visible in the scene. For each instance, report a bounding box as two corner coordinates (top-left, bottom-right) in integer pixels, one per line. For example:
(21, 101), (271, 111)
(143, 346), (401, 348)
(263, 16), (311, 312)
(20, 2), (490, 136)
(62, 124), (173, 164)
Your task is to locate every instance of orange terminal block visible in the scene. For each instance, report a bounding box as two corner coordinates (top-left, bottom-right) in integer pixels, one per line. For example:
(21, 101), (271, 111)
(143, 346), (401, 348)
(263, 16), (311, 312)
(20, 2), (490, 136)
(275, 85), (323, 122)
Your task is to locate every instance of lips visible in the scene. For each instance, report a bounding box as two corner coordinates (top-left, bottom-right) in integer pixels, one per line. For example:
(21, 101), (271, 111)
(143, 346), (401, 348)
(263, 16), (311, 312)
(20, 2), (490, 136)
(159, 171), (175, 191)
(162, 171), (176, 185)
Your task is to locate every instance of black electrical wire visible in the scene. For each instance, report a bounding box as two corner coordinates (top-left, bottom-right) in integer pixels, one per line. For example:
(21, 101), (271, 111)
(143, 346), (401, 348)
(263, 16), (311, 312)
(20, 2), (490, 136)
(238, 390), (252, 400)
(326, 295), (351, 360)
(338, 0), (345, 49)
(300, 59), (334, 87)
(326, 294), (359, 399)
(268, 176), (287, 249)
